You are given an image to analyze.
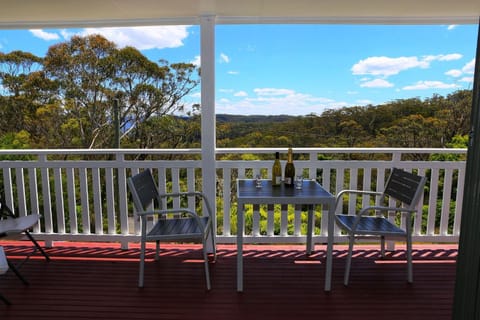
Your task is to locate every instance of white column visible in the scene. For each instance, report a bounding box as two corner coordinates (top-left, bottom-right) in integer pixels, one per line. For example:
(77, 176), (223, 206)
(200, 15), (216, 251)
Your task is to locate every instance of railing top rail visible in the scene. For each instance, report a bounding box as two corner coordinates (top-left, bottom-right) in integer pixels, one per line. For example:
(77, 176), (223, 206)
(0, 147), (467, 155)
(216, 147), (467, 154)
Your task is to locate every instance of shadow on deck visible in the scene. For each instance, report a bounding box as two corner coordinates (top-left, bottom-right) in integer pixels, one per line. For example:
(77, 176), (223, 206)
(0, 241), (457, 320)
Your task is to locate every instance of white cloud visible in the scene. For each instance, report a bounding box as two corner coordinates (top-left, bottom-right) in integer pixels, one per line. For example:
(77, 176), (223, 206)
(254, 88), (295, 96)
(220, 53), (230, 63)
(29, 29), (60, 41)
(234, 91), (248, 97)
(228, 71), (239, 75)
(30, 27), (190, 50)
(462, 59), (475, 74)
(448, 25), (458, 30)
(360, 78), (394, 88)
(352, 54), (463, 77)
(402, 81), (460, 90)
(81, 26), (190, 50)
(352, 56), (427, 77)
(445, 59), (475, 79)
(423, 53), (462, 62)
(191, 55), (201, 67)
(215, 87), (348, 115)
(445, 69), (462, 77)
(60, 29), (71, 38)
(459, 76), (474, 83)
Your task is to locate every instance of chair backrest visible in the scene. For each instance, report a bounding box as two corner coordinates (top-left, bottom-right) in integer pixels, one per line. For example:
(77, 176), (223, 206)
(127, 169), (160, 212)
(382, 168), (427, 209)
(0, 193), (15, 219)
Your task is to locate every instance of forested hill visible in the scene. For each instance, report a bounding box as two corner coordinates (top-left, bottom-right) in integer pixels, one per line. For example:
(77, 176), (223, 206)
(216, 114), (297, 123)
(215, 90), (472, 149)
(0, 34), (472, 150)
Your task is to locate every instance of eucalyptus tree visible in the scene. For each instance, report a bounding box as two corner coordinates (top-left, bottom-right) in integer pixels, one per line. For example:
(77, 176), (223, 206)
(43, 34), (199, 149)
(0, 50), (56, 140)
(110, 46), (199, 148)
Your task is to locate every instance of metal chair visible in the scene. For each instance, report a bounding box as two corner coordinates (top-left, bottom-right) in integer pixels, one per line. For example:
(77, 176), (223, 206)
(334, 168), (427, 285)
(0, 246), (11, 305)
(127, 169), (216, 290)
(0, 196), (50, 286)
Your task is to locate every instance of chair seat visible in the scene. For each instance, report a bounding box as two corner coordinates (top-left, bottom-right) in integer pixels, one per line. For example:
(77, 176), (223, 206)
(0, 214), (39, 235)
(336, 214), (406, 236)
(147, 216), (209, 238)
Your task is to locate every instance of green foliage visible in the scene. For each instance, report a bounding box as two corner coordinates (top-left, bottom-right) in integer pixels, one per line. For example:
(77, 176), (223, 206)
(215, 90), (471, 149)
(0, 34), (471, 238)
(0, 34), (199, 150)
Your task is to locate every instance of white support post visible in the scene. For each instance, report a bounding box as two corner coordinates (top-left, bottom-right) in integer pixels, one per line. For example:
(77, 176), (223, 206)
(200, 15), (216, 252)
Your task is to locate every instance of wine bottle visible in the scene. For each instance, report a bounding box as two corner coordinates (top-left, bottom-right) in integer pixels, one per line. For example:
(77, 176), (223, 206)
(284, 147), (295, 187)
(272, 152), (282, 186)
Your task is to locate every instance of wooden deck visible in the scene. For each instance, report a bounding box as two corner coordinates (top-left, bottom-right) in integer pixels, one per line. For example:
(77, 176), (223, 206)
(0, 241), (457, 320)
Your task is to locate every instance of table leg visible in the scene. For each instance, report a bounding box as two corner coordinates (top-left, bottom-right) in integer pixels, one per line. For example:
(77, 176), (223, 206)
(324, 202), (334, 291)
(306, 205), (314, 255)
(237, 203), (244, 292)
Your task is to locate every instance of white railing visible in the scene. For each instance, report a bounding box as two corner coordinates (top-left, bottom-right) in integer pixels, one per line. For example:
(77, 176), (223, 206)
(0, 148), (465, 248)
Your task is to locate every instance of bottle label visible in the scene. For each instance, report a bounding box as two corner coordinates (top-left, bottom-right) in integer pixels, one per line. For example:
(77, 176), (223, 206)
(285, 177), (292, 185)
(275, 176), (281, 185)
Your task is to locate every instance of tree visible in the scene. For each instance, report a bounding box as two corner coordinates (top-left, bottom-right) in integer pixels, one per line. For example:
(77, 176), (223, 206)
(380, 114), (447, 149)
(433, 90), (472, 143)
(0, 51), (53, 139)
(42, 34), (200, 149)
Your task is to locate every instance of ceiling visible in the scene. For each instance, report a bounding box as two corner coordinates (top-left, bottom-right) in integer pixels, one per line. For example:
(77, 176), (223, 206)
(0, 0), (479, 28)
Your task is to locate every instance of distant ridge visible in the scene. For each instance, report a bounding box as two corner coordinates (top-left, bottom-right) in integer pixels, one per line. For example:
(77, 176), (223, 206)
(216, 114), (296, 123)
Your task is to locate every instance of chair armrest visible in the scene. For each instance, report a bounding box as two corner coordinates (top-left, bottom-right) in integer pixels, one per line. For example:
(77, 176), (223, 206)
(335, 189), (383, 211)
(357, 205), (417, 217)
(136, 208), (199, 218)
(158, 191), (207, 199)
(157, 191), (214, 218)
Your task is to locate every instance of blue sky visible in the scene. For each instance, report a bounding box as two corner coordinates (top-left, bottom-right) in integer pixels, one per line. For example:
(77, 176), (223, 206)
(0, 24), (477, 116)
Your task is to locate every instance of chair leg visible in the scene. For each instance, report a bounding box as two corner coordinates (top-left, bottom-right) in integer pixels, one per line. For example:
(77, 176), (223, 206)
(6, 260), (29, 286)
(155, 241), (160, 261)
(406, 236), (413, 283)
(25, 231), (50, 261)
(202, 238), (211, 291)
(344, 235), (355, 286)
(380, 236), (385, 257)
(209, 223), (217, 261)
(0, 293), (11, 305)
(138, 240), (146, 288)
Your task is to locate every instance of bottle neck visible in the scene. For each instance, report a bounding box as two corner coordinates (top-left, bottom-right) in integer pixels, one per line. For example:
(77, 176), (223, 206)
(287, 150), (293, 163)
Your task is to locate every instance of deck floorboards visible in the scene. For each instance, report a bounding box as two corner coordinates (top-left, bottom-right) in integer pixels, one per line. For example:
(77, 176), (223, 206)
(0, 241), (457, 320)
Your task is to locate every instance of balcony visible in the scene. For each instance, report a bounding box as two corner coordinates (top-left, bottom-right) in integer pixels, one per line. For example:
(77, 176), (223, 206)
(0, 148), (462, 318)
(0, 147), (465, 246)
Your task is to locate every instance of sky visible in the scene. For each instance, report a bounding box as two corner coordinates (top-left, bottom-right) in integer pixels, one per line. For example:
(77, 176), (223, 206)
(0, 24), (477, 116)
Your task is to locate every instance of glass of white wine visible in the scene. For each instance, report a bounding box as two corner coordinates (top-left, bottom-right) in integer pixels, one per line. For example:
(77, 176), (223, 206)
(295, 175), (303, 190)
(255, 174), (262, 188)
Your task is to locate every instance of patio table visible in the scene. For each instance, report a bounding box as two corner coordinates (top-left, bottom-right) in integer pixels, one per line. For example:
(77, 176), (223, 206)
(236, 179), (336, 292)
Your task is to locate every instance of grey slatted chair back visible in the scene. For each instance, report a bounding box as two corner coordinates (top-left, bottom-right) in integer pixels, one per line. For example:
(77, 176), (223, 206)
(128, 169), (161, 213)
(382, 167), (426, 209)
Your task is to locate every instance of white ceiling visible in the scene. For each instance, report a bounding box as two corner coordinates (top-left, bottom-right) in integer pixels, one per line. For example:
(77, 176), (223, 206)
(0, 0), (479, 28)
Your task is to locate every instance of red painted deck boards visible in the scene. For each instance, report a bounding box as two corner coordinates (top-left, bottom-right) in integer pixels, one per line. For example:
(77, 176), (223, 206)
(0, 241), (457, 320)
